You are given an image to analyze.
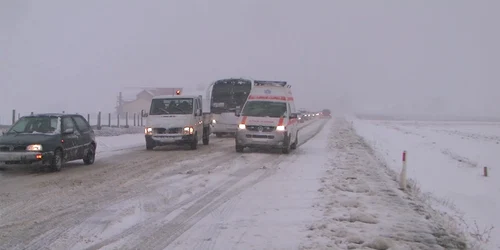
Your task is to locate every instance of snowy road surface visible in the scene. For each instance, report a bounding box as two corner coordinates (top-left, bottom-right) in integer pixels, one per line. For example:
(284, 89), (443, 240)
(0, 118), (467, 250)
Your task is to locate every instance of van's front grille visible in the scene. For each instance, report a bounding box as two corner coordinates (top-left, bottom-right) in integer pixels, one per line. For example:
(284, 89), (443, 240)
(153, 127), (182, 134)
(246, 134), (275, 139)
(246, 125), (275, 132)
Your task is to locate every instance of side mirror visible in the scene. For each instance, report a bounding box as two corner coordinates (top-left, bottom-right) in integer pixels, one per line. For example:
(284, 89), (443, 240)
(289, 113), (298, 119)
(142, 111), (149, 118)
(1, 131), (5, 136)
(62, 128), (74, 134)
(234, 109), (241, 117)
(196, 109), (202, 116)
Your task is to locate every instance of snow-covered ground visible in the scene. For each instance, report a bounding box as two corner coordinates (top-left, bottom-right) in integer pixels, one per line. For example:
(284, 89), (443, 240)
(352, 118), (500, 249)
(0, 118), (472, 250)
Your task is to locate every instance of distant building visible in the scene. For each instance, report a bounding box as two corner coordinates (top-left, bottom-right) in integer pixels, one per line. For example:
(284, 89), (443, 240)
(117, 88), (183, 115)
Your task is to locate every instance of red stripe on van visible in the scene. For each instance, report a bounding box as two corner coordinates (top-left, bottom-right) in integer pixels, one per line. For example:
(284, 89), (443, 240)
(277, 117), (284, 126)
(241, 116), (248, 124)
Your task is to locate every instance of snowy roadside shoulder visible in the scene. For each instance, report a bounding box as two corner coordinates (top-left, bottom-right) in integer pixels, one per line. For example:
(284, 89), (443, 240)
(96, 134), (144, 155)
(301, 118), (467, 250)
(93, 126), (144, 137)
(352, 118), (499, 249)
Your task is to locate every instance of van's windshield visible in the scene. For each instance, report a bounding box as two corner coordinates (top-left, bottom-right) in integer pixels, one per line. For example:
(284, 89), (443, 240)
(241, 101), (287, 118)
(150, 98), (194, 115)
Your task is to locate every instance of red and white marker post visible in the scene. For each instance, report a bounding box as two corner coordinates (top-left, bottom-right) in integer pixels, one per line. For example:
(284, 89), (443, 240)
(400, 150), (407, 191)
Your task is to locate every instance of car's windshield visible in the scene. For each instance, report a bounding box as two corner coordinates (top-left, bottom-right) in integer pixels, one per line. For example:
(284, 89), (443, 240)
(241, 101), (287, 118)
(7, 116), (59, 134)
(150, 98), (194, 115)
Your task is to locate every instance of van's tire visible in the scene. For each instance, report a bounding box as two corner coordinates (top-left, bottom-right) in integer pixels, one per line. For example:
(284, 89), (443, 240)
(51, 149), (63, 172)
(290, 132), (298, 150)
(203, 127), (210, 145)
(146, 142), (155, 150)
(190, 135), (198, 150)
(83, 144), (96, 165)
(282, 134), (291, 154)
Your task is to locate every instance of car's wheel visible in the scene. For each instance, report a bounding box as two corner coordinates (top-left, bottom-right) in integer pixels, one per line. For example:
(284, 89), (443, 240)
(83, 144), (96, 165)
(51, 149), (63, 172)
(235, 144), (244, 153)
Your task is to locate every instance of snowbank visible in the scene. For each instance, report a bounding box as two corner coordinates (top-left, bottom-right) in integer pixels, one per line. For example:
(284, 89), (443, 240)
(93, 126), (143, 137)
(96, 133), (144, 154)
(352, 118), (500, 249)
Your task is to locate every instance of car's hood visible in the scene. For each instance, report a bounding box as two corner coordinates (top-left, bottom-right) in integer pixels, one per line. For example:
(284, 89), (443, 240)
(0, 133), (56, 145)
(146, 115), (193, 128)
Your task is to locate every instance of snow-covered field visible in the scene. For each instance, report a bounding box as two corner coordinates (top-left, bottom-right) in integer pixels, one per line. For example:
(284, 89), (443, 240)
(352, 118), (500, 249)
(0, 117), (474, 250)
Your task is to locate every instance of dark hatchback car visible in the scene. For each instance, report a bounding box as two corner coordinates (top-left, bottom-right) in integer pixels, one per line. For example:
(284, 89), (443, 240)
(0, 113), (96, 171)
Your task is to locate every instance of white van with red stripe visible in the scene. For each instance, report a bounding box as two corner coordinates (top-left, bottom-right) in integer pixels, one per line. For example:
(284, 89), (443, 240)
(234, 80), (299, 154)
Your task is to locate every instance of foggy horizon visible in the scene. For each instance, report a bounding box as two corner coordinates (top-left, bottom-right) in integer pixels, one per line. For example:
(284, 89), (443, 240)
(1, 0), (499, 123)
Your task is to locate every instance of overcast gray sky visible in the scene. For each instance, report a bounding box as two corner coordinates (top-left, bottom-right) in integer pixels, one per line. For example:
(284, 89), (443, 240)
(1, 0), (498, 122)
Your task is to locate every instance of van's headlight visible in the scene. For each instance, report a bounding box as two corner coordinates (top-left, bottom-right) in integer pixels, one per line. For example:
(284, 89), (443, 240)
(183, 126), (194, 134)
(238, 124), (246, 130)
(26, 144), (43, 151)
(276, 125), (285, 131)
(212, 119), (216, 124)
(145, 127), (152, 135)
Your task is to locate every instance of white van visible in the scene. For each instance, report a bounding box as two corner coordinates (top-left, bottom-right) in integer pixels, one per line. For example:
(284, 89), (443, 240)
(234, 80), (299, 154)
(143, 91), (210, 150)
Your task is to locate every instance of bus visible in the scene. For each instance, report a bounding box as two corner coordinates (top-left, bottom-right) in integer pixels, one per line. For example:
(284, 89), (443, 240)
(206, 78), (253, 137)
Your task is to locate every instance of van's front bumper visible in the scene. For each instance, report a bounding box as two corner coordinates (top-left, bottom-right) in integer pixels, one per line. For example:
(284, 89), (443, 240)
(0, 151), (53, 164)
(146, 134), (195, 146)
(235, 129), (287, 148)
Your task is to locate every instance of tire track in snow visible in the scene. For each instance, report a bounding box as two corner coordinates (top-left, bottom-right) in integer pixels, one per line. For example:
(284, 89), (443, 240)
(0, 138), (233, 250)
(85, 120), (327, 250)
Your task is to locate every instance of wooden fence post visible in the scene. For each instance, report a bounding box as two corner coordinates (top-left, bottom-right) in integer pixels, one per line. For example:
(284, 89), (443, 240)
(97, 112), (101, 130)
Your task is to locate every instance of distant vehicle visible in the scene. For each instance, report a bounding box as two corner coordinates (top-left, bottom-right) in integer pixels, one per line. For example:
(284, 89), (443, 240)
(142, 90), (211, 150)
(206, 78), (253, 137)
(235, 80), (299, 154)
(0, 113), (96, 171)
(321, 109), (332, 118)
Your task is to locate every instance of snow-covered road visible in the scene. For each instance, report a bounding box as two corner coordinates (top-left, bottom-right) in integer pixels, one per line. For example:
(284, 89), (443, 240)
(0, 118), (468, 250)
(0, 120), (324, 250)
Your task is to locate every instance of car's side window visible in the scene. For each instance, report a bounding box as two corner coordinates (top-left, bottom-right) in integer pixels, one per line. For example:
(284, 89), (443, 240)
(62, 117), (75, 132)
(72, 116), (91, 132)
